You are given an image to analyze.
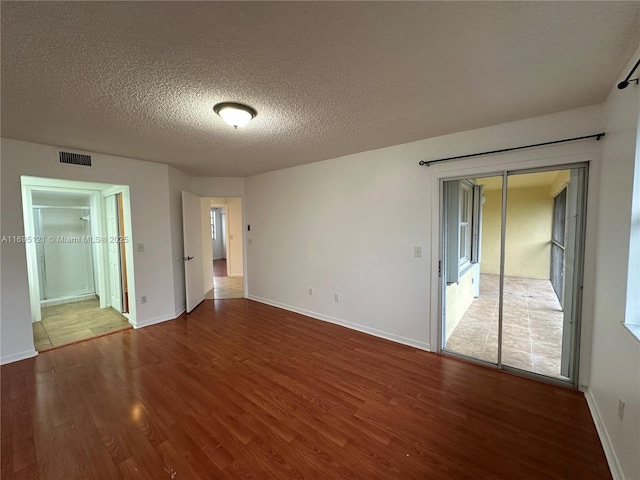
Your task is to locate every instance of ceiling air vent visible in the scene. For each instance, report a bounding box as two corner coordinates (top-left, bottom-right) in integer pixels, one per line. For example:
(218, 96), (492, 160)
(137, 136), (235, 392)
(59, 151), (92, 167)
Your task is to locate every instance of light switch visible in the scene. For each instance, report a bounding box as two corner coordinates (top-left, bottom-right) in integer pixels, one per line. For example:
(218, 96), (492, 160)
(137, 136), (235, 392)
(137, 243), (145, 253)
(414, 246), (422, 258)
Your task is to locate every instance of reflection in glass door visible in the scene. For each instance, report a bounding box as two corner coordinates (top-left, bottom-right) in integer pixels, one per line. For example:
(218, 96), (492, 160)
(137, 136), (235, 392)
(441, 166), (587, 385)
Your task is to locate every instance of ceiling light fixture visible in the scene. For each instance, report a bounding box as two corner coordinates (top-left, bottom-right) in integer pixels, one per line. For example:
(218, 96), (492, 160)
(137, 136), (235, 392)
(213, 102), (257, 129)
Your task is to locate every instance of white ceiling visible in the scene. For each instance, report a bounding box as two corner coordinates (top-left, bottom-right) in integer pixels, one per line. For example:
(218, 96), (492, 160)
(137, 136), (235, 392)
(2, 2), (639, 177)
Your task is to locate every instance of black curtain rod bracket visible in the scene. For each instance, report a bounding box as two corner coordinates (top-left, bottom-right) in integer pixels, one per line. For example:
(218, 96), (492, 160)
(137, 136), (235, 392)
(418, 133), (605, 167)
(618, 57), (640, 89)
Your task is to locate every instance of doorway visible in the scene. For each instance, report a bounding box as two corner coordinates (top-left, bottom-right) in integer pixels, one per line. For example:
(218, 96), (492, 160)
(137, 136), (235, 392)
(440, 165), (587, 385)
(182, 193), (245, 312)
(21, 177), (135, 351)
(204, 198), (244, 300)
(211, 206), (228, 278)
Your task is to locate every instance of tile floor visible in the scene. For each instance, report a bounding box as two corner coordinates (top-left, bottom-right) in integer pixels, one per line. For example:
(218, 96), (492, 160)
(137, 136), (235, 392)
(204, 276), (244, 300)
(445, 274), (566, 378)
(33, 298), (131, 351)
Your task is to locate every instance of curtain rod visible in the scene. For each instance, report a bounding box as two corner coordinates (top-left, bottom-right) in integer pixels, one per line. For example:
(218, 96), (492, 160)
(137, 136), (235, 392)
(618, 57), (640, 89)
(418, 133), (605, 167)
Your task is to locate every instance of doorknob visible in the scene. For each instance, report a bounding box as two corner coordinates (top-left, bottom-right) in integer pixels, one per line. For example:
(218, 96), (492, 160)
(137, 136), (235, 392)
(183, 256), (194, 261)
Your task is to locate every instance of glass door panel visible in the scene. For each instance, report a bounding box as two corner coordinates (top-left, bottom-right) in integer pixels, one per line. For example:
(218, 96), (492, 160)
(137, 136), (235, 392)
(442, 166), (586, 385)
(442, 176), (502, 364)
(501, 168), (584, 380)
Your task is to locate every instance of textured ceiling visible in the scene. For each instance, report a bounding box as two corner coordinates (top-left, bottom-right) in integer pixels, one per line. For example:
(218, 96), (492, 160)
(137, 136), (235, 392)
(2, 2), (639, 177)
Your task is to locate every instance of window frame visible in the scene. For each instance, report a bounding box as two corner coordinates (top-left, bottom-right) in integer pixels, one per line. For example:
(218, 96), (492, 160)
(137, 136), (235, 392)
(444, 180), (483, 284)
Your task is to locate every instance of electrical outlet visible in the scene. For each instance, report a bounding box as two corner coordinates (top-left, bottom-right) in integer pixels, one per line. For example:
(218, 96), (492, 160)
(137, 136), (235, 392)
(334, 293), (340, 302)
(618, 398), (625, 421)
(141, 296), (147, 304)
(308, 287), (313, 296)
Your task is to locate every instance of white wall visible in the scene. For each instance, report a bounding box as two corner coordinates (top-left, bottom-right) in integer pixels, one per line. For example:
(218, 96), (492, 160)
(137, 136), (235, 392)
(245, 104), (603, 353)
(220, 210), (227, 260)
(587, 49), (640, 480)
(40, 208), (94, 299)
(1, 138), (179, 363)
(211, 208), (224, 260)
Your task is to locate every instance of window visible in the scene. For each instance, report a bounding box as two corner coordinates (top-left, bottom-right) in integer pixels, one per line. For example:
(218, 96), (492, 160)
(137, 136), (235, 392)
(211, 209), (216, 240)
(444, 180), (482, 284)
(459, 184), (472, 268)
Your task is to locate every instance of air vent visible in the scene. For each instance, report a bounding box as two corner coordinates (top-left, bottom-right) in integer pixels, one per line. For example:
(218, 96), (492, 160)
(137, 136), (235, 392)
(59, 151), (92, 167)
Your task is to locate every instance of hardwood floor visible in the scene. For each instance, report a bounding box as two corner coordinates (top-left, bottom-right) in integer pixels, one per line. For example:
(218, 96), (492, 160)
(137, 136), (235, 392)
(213, 259), (228, 277)
(2, 299), (611, 479)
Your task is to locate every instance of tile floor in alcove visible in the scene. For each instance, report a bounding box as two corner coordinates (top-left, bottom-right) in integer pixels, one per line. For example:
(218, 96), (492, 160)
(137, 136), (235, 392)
(205, 276), (244, 300)
(33, 298), (131, 351)
(445, 274), (566, 378)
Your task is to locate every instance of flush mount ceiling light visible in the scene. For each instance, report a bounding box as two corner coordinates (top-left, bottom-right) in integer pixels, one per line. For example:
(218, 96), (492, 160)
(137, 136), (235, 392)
(213, 102), (257, 129)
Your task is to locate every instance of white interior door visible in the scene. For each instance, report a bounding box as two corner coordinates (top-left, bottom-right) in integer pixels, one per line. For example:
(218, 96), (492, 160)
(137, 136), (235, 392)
(105, 194), (122, 312)
(182, 191), (204, 313)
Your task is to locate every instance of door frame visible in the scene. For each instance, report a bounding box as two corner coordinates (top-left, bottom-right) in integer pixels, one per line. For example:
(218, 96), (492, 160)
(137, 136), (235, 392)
(209, 203), (229, 273)
(21, 184), (106, 322)
(102, 185), (135, 321)
(20, 178), (136, 326)
(432, 161), (590, 389)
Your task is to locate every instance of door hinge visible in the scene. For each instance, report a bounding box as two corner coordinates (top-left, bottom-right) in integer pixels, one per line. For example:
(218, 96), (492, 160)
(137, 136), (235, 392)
(438, 260), (442, 278)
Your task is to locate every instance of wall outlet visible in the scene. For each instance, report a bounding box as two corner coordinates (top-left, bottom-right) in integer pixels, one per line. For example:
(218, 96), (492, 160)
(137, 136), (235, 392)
(618, 398), (625, 421)
(334, 293), (340, 302)
(414, 246), (423, 258)
(141, 295), (147, 304)
(308, 287), (313, 296)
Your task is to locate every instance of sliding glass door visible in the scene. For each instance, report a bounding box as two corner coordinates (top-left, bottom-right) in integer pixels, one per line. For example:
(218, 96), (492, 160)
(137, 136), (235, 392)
(441, 165), (587, 385)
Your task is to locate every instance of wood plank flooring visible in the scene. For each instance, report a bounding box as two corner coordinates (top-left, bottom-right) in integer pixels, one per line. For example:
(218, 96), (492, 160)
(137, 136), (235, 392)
(2, 299), (611, 479)
(213, 259), (228, 277)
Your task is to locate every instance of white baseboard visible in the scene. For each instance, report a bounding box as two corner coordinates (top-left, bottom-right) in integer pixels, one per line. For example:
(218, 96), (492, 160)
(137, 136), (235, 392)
(1, 348), (38, 365)
(247, 295), (430, 352)
(584, 387), (623, 480)
(134, 311), (181, 329)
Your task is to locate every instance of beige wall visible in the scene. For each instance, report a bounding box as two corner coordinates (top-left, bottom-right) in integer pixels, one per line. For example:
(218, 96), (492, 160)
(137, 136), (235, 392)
(480, 186), (553, 279)
(550, 170), (570, 198)
(445, 266), (475, 340)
